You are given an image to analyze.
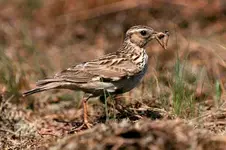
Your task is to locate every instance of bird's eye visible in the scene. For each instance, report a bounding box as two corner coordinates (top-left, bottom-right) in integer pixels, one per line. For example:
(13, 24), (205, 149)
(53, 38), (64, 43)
(140, 30), (147, 36)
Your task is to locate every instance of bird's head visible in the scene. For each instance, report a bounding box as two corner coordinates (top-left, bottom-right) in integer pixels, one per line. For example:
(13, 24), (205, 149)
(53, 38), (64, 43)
(126, 25), (169, 49)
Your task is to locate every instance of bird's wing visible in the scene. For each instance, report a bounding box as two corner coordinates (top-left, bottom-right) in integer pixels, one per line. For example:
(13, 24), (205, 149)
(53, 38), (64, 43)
(54, 53), (140, 83)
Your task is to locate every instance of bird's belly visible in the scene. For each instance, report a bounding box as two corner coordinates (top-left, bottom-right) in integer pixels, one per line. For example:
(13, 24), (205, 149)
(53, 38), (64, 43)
(114, 64), (148, 93)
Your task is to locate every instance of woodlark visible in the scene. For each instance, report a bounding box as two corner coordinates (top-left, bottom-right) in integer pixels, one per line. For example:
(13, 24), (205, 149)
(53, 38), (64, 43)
(23, 25), (169, 129)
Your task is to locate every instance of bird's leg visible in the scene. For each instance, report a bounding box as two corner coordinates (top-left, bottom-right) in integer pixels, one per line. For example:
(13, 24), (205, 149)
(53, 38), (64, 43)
(72, 95), (92, 131)
(141, 79), (145, 97)
(82, 97), (91, 128)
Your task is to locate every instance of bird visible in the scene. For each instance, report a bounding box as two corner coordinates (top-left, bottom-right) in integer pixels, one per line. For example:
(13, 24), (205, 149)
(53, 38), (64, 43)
(23, 25), (169, 130)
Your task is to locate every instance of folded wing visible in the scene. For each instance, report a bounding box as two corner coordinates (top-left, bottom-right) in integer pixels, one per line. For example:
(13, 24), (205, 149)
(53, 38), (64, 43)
(53, 55), (140, 83)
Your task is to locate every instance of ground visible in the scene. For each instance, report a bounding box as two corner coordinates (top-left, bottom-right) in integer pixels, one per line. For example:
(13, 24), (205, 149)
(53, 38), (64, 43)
(1, 0), (226, 150)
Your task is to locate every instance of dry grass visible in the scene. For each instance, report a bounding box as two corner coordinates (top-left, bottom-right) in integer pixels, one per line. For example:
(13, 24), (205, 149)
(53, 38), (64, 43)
(0, 0), (226, 149)
(49, 119), (226, 150)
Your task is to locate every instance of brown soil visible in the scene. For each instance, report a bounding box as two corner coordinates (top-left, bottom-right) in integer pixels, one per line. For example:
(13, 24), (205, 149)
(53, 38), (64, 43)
(1, 0), (226, 150)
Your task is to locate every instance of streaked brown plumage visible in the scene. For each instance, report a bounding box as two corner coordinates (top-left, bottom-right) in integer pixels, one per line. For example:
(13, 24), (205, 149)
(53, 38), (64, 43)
(23, 25), (169, 130)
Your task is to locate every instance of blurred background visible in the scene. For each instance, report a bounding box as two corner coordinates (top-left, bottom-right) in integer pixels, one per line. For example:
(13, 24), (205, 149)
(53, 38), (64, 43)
(1, 0), (226, 109)
(1, 0), (226, 149)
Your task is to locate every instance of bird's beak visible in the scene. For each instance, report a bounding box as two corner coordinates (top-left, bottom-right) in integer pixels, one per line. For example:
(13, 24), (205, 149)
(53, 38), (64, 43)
(153, 31), (169, 50)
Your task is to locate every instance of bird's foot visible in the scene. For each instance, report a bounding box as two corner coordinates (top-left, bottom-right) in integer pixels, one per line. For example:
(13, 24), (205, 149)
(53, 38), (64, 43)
(69, 121), (93, 133)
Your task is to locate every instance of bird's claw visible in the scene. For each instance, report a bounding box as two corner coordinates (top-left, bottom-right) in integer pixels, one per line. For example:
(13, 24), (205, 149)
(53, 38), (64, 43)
(70, 122), (93, 133)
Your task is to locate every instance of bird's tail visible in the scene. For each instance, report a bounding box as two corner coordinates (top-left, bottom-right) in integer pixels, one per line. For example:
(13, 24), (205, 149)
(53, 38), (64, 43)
(22, 79), (68, 97)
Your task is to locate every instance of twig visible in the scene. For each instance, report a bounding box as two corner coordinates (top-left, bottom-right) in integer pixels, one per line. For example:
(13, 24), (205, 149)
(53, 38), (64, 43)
(0, 128), (17, 136)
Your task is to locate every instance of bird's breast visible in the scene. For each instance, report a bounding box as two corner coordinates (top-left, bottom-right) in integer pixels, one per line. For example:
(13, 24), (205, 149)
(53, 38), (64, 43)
(132, 48), (148, 70)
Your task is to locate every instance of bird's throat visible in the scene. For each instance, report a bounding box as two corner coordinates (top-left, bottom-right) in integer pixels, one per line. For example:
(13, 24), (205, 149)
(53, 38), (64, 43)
(120, 39), (148, 69)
